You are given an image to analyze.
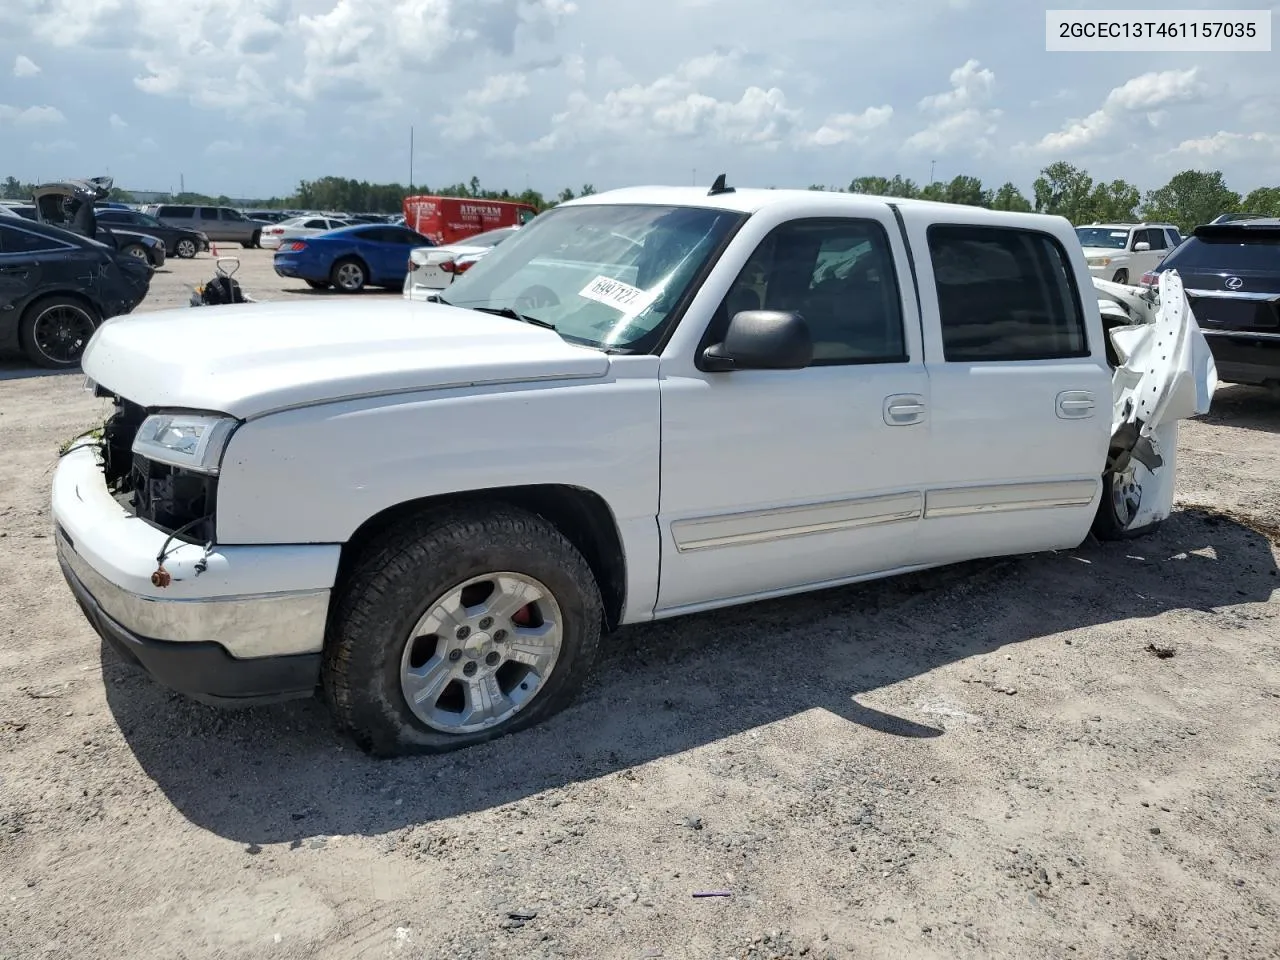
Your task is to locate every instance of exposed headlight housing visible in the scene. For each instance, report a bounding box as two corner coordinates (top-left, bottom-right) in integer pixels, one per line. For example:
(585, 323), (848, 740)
(1087, 256), (1112, 267)
(132, 413), (238, 474)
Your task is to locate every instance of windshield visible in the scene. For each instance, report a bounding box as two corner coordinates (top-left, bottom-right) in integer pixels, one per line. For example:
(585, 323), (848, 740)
(1075, 227), (1129, 249)
(1165, 235), (1280, 272)
(439, 203), (744, 351)
(461, 227), (518, 248)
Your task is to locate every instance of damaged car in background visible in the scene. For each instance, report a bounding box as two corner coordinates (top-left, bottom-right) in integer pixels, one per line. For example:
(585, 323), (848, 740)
(0, 200), (150, 368)
(51, 180), (1217, 756)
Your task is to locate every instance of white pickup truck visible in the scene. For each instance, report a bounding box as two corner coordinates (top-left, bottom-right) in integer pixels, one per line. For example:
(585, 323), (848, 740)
(52, 181), (1217, 756)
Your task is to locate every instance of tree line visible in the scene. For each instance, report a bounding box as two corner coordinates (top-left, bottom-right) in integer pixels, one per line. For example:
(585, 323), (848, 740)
(4, 165), (1279, 232)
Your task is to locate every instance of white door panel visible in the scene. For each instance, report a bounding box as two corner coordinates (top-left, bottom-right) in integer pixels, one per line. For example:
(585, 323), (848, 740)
(656, 206), (931, 612)
(895, 207), (1113, 564)
(657, 366), (930, 610)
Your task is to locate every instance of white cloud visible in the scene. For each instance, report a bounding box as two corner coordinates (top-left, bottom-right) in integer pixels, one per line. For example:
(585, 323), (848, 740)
(0, 104), (66, 124)
(1169, 131), (1280, 161)
(919, 59), (993, 114)
(33, 139), (76, 152)
(1030, 68), (1205, 153)
(205, 139), (243, 155)
(903, 59), (1000, 155)
(468, 72), (530, 106)
(13, 55), (40, 77)
(109, 113), (128, 130)
(804, 106), (893, 147)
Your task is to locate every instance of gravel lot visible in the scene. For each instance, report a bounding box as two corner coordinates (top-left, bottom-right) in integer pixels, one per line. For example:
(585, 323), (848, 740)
(2, 253), (1278, 960)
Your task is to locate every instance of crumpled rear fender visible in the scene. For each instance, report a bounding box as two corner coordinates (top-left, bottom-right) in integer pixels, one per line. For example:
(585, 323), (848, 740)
(1093, 270), (1219, 527)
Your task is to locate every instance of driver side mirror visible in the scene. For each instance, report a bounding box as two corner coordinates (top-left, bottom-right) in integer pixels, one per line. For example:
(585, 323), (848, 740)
(701, 310), (813, 372)
(1133, 241), (1151, 252)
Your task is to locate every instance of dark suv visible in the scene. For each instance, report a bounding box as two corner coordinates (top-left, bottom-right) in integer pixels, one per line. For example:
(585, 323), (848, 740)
(1147, 218), (1280, 386)
(95, 207), (208, 259)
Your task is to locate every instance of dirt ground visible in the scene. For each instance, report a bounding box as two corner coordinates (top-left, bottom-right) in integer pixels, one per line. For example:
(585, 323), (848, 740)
(1, 253), (1278, 960)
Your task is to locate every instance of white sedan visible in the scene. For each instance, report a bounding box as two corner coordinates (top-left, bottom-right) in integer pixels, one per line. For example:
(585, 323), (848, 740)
(403, 226), (519, 300)
(260, 215), (353, 250)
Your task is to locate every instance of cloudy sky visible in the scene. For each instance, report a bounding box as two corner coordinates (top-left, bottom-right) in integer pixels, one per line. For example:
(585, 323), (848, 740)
(0, 0), (1277, 199)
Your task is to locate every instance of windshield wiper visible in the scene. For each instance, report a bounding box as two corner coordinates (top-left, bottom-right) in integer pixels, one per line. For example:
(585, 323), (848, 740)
(471, 305), (558, 331)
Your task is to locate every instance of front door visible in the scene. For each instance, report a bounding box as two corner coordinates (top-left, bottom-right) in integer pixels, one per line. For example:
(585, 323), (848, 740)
(655, 211), (933, 614)
(895, 210), (1113, 565)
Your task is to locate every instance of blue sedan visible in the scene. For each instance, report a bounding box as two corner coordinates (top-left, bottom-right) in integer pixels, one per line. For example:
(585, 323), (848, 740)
(273, 224), (435, 293)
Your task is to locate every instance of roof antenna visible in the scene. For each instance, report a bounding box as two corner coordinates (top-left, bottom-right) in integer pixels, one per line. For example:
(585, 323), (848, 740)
(707, 172), (734, 196)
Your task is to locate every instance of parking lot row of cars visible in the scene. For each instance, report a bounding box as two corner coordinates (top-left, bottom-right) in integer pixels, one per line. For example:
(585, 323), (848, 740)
(1, 176), (1278, 391)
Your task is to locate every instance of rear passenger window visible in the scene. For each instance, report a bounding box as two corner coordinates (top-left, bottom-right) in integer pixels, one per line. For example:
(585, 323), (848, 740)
(0, 224), (70, 254)
(927, 225), (1088, 362)
(162, 206), (194, 218)
(198, 207), (220, 220)
(719, 218), (907, 365)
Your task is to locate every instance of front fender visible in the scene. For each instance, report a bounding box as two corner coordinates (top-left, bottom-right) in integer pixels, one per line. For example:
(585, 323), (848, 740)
(213, 364), (661, 621)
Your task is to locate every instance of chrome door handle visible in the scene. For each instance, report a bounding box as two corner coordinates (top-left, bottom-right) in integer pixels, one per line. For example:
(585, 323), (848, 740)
(1056, 390), (1095, 419)
(884, 394), (926, 426)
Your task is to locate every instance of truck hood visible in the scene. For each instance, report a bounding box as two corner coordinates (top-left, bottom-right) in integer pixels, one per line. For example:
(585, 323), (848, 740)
(1081, 246), (1129, 259)
(82, 298), (611, 419)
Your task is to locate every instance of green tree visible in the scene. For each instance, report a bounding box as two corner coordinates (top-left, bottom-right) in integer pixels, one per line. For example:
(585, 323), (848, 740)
(2, 176), (28, 200)
(1242, 186), (1280, 217)
(1086, 179), (1140, 222)
(1033, 162), (1096, 223)
(557, 187), (575, 203)
(943, 175), (990, 207)
(1140, 169), (1241, 232)
(989, 182), (1033, 212)
(848, 175), (919, 198)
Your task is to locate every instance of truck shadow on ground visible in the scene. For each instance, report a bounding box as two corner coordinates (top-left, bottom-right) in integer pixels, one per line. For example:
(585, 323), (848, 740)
(281, 285), (404, 297)
(102, 508), (1279, 845)
(0, 364), (83, 382)
(1198, 384), (1280, 435)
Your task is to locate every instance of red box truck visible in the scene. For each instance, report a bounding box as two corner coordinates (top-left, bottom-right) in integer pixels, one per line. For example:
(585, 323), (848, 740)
(402, 195), (538, 245)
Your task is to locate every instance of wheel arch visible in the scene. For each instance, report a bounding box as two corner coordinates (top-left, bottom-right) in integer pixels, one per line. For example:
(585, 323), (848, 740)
(336, 483), (627, 630)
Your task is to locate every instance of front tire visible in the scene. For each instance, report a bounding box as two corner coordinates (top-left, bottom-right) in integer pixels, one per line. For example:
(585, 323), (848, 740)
(323, 504), (604, 756)
(120, 243), (149, 264)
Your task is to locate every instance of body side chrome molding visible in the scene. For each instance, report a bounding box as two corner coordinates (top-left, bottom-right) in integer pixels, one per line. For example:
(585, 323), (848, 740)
(670, 491), (923, 553)
(669, 478), (1100, 553)
(924, 478), (1098, 518)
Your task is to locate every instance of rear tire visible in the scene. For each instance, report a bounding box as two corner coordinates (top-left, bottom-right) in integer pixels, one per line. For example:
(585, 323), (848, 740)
(322, 504), (604, 757)
(330, 257), (367, 293)
(1091, 452), (1159, 540)
(243, 231), (261, 249)
(18, 296), (100, 369)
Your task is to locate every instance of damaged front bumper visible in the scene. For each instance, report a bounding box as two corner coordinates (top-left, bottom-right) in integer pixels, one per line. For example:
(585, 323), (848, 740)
(52, 442), (340, 705)
(1095, 271), (1218, 530)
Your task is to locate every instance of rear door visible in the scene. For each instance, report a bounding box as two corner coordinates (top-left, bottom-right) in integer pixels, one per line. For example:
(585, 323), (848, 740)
(0, 223), (43, 313)
(360, 227), (431, 283)
(895, 209), (1112, 565)
(1134, 227), (1169, 275)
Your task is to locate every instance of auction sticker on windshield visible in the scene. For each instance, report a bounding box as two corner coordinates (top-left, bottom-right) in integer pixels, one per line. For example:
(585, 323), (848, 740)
(579, 275), (657, 316)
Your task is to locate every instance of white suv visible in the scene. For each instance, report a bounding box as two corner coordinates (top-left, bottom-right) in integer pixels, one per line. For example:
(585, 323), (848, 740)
(1075, 222), (1183, 285)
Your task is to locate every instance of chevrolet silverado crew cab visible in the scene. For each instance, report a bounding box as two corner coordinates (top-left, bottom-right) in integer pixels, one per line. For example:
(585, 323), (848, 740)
(53, 179), (1217, 756)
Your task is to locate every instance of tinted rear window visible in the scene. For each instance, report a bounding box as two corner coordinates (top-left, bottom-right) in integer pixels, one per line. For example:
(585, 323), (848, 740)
(1166, 236), (1280, 272)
